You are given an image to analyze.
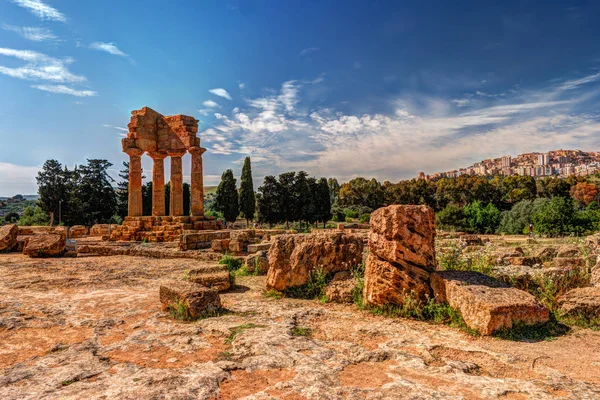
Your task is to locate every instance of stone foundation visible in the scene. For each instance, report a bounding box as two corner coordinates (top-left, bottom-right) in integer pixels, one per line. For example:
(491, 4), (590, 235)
(110, 215), (224, 242)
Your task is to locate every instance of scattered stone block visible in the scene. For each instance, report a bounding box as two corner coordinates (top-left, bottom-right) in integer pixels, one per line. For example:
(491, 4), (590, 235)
(266, 232), (363, 291)
(369, 205), (436, 271)
(431, 270), (549, 335)
(186, 265), (231, 292)
(211, 239), (231, 252)
(460, 234), (483, 246)
(532, 247), (558, 262)
(68, 225), (86, 238)
(325, 271), (355, 303)
(505, 256), (541, 267)
(0, 224), (18, 252)
(553, 257), (585, 270)
(558, 287), (600, 319)
(247, 242), (271, 253)
(556, 246), (581, 258)
(591, 257), (600, 287)
(245, 251), (269, 274)
(159, 280), (222, 319)
(23, 233), (66, 258)
(364, 253), (431, 306)
(229, 239), (245, 253)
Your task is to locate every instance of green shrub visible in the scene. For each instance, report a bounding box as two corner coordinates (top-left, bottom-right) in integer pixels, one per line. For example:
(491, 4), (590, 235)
(359, 213), (371, 223)
(219, 253), (242, 287)
(284, 268), (330, 299)
(350, 263), (365, 307)
(344, 208), (359, 219)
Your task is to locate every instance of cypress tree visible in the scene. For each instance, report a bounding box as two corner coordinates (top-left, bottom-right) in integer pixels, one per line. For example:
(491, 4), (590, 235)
(216, 169), (239, 223)
(239, 157), (256, 226)
(317, 177), (332, 227)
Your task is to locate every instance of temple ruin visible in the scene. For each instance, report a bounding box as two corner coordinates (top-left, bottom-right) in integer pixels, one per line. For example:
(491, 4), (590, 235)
(111, 107), (223, 242)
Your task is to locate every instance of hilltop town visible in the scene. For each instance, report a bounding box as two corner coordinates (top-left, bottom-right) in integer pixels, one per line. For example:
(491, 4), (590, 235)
(419, 149), (600, 181)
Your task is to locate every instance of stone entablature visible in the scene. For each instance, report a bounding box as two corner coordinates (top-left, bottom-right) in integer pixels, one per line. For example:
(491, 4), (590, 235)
(122, 107), (206, 217)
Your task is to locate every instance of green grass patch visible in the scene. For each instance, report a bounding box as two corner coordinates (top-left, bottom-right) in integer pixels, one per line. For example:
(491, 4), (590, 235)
(291, 326), (311, 337)
(219, 252), (243, 287)
(263, 289), (283, 299)
(493, 314), (570, 341)
(225, 323), (265, 344)
(283, 267), (331, 299)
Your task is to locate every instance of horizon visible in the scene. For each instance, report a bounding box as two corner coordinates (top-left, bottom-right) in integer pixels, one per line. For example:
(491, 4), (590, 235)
(2, 1), (600, 196)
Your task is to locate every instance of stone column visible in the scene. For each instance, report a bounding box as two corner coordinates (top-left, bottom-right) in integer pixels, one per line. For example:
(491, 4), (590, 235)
(189, 146), (206, 216)
(168, 151), (186, 216)
(149, 152), (167, 216)
(126, 148), (144, 217)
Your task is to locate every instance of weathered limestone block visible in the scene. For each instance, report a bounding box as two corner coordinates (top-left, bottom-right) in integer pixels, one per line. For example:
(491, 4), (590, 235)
(231, 230), (255, 241)
(460, 234), (483, 246)
(553, 257), (586, 270)
(0, 224), (18, 252)
(186, 265), (231, 292)
(247, 242), (272, 253)
(229, 239), (246, 253)
(364, 253), (431, 306)
(369, 205), (436, 271)
(266, 232), (363, 291)
(159, 281), (221, 319)
(90, 224), (119, 237)
(532, 247), (558, 262)
(505, 256), (542, 267)
(558, 287), (600, 319)
(556, 246), (581, 258)
(431, 271), (549, 335)
(211, 239), (231, 252)
(69, 225), (86, 238)
(23, 233), (66, 258)
(325, 271), (355, 303)
(591, 257), (600, 287)
(245, 251), (269, 274)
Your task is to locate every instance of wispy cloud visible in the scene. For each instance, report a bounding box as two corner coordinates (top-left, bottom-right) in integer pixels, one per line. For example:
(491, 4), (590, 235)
(299, 47), (319, 57)
(557, 72), (600, 90)
(10, 0), (66, 22)
(209, 88), (232, 100)
(103, 124), (128, 137)
(0, 162), (40, 196)
(2, 24), (58, 42)
(451, 99), (470, 107)
(0, 48), (86, 83)
(203, 100), (220, 108)
(32, 84), (96, 97)
(89, 42), (128, 57)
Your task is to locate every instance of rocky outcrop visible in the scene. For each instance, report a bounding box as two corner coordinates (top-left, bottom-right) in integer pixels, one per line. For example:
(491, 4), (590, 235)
(325, 271), (355, 303)
(245, 251), (269, 274)
(0, 224), (18, 252)
(266, 232), (363, 291)
(23, 233), (66, 257)
(364, 205), (435, 307)
(159, 280), (221, 319)
(186, 265), (231, 292)
(557, 287), (600, 319)
(431, 271), (549, 335)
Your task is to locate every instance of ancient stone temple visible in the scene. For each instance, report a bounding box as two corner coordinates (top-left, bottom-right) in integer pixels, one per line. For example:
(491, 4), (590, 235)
(111, 107), (223, 242)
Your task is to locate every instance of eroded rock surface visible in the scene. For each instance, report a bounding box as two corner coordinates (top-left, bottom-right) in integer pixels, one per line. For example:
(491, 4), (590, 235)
(266, 232), (363, 291)
(558, 287), (600, 318)
(0, 254), (599, 399)
(431, 270), (550, 335)
(325, 271), (355, 303)
(159, 280), (222, 319)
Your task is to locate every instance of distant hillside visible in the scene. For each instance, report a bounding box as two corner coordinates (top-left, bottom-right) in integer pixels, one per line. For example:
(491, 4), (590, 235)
(204, 186), (218, 196)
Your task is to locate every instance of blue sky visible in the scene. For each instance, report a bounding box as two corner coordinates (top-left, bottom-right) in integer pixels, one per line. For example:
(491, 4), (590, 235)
(1, 0), (600, 196)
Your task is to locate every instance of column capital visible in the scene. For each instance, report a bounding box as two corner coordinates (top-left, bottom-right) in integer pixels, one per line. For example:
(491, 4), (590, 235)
(167, 150), (187, 158)
(188, 146), (207, 156)
(148, 151), (168, 160)
(125, 147), (144, 157)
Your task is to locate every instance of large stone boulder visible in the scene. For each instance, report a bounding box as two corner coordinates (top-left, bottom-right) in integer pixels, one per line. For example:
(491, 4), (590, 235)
(159, 280), (222, 320)
(364, 253), (431, 306)
(557, 287), (600, 319)
(431, 271), (549, 335)
(368, 205), (436, 271)
(266, 232), (363, 291)
(325, 271), (355, 303)
(0, 224), (18, 252)
(23, 233), (66, 257)
(186, 265), (231, 292)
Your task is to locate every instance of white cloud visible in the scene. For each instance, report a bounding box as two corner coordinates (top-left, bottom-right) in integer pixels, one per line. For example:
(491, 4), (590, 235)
(10, 0), (66, 22)
(0, 48), (86, 83)
(0, 162), (40, 196)
(299, 47), (319, 57)
(2, 24), (58, 42)
(203, 100), (220, 108)
(209, 88), (232, 100)
(89, 42), (128, 57)
(102, 124), (128, 137)
(33, 84), (96, 97)
(239, 82), (245, 89)
(451, 99), (470, 107)
(557, 72), (600, 90)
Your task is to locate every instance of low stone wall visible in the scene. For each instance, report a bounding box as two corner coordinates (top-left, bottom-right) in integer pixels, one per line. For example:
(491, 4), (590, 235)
(90, 224), (119, 237)
(17, 226), (66, 236)
(179, 231), (231, 250)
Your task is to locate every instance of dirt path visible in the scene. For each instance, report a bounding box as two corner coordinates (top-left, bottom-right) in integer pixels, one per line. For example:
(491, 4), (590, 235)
(0, 254), (598, 399)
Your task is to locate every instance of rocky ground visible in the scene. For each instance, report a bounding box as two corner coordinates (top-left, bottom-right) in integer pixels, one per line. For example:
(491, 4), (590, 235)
(1, 253), (599, 399)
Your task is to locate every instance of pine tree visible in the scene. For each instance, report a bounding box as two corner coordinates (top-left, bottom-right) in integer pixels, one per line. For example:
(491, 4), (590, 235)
(278, 172), (296, 229)
(76, 159), (117, 225)
(293, 171), (309, 228)
(216, 169), (239, 223)
(37, 160), (68, 226)
(116, 161), (130, 218)
(142, 181), (153, 216)
(239, 157), (256, 226)
(183, 183), (191, 215)
(317, 177), (332, 227)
